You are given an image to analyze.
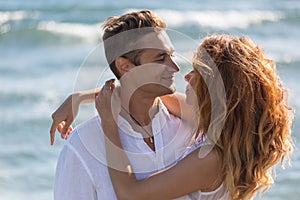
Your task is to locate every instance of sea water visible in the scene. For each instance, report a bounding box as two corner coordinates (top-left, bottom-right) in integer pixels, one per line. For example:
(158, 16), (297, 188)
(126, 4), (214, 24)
(0, 0), (299, 199)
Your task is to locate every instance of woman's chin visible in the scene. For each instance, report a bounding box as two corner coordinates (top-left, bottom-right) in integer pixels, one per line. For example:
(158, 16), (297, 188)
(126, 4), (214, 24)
(185, 96), (194, 105)
(185, 90), (196, 105)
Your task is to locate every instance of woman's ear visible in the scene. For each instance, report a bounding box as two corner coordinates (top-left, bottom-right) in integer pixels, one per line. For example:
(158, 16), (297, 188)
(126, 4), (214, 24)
(115, 57), (134, 75)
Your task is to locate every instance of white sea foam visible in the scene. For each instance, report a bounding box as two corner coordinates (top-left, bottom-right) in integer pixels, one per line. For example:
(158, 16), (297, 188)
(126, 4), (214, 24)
(0, 24), (10, 34)
(0, 11), (33, 25)
(127, 9), (283, 29)
(37, 21), (102, 44)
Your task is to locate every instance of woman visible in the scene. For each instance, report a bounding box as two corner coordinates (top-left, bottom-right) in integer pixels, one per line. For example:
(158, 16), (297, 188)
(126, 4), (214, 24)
(95, 34), (294, 199)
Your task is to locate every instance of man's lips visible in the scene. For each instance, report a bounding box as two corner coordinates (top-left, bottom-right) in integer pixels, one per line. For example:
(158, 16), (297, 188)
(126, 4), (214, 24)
(161, 75), (174, 81)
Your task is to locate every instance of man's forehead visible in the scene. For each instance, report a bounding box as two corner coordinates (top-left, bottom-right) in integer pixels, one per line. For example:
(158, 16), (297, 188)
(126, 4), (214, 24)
(138, 31), (174, 52)
(103, 27), (174, 64)
(142, 48), (175, 55)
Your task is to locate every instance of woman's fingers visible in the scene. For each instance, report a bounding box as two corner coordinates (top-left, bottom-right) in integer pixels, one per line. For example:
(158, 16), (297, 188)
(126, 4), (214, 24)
(96, 79), (116, 117)
(105, 79), (115, 90)
(98, 79), (115, 97)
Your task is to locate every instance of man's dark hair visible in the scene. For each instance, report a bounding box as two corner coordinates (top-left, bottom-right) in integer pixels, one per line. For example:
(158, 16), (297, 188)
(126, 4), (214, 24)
(102, 10), (166, 79)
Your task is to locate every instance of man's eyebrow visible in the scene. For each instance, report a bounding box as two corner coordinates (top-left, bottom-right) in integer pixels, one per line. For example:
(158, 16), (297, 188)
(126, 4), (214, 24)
(154, 49), (175, 58)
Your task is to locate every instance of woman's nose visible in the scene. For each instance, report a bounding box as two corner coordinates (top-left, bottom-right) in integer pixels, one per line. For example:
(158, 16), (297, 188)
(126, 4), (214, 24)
(185, 72), (191, 82)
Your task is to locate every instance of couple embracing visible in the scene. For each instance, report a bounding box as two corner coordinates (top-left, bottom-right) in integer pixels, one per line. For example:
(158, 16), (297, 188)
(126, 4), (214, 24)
(50, 10), (293, 200)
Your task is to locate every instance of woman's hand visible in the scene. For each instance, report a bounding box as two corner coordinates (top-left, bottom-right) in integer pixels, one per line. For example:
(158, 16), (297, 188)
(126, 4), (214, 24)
(95, 79), (119, 122)
(50, 88), (102, 145)
(50, 93), (79, 145)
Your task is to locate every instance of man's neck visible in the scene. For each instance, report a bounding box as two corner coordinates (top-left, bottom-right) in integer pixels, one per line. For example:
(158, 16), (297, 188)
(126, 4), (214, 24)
(120, 90), (159, 126)
(130, 98), (159, 126)
(119, 89), (160, 152)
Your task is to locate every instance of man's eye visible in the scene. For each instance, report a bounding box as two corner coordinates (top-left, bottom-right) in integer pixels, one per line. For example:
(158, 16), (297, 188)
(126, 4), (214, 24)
(157, 56), (166, 62)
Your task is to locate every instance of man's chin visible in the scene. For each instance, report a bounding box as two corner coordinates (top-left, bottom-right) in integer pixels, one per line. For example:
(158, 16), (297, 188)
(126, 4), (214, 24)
(160, 84), (176, 96)
(169, 84), (176, 93)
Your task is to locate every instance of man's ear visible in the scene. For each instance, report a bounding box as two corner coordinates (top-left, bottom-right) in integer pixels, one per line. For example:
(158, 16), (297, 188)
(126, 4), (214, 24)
(115, 57), (134, 75)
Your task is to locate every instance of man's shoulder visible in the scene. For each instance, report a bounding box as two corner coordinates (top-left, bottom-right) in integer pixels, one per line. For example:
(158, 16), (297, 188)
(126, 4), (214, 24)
(67, 115), (103, 144)
(64, 115), (106, 164)
(76, 115), (102, 131)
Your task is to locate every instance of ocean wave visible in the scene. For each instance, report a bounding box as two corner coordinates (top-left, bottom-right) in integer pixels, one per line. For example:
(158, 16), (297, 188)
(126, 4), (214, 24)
(0, 89), (67, 123)
(0, 10), (36, 25)
(151, 9), (283, 29)
(37, 21), (102, 44)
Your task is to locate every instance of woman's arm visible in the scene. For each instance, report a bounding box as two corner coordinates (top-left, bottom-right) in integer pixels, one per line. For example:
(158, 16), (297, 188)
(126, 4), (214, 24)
(161, 93), (195, 122)
(49, 88), (192, 145)
(50, 88), (101, 145)
(97, 80), (220, 200)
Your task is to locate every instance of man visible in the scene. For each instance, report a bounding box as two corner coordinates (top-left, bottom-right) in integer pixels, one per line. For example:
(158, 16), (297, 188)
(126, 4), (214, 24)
(52, 10), (193, 199)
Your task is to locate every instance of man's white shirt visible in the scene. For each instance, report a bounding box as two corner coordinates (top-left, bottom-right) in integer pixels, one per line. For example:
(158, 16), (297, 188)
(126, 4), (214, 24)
(54, 99), (193, 200)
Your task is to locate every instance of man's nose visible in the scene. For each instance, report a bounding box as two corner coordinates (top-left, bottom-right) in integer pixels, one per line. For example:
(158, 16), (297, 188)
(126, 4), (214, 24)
(168, 58), (180, 72)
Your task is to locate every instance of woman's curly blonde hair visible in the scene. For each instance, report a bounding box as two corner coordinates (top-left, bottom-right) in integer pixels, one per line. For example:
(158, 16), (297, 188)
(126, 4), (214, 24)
(193, 34), (294, 199)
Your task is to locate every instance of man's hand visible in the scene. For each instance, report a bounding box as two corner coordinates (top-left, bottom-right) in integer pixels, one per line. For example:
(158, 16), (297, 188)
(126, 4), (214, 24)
(50, 93), (79, 145)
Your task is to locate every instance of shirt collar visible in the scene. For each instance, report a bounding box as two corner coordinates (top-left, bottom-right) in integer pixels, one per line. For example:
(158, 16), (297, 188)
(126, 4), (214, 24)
(117, 97), (171, 138)
(157, 97), (171, 120)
